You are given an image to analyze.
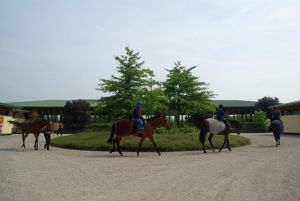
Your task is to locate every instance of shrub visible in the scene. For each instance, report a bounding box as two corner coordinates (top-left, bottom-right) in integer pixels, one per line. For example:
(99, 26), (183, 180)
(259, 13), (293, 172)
(253, 110), (269, 132)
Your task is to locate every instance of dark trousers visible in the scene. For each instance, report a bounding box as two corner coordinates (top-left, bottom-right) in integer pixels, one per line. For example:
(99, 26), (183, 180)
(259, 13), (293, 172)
(44, 132), (51, 150)
(57, 129), (63, 136)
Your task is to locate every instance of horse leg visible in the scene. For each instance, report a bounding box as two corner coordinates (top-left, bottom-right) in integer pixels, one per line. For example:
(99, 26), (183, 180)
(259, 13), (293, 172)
(21, 132), (25, 148)
(34, 135), (38, 150)
(116, 137), (123, 156)
(219, 134), (227, 152)
(200, 129), (207, 153)
(149, 136), (160, 156)
(137, 136), (146, 156)
(208, 134), (215, 152)
(22, 133), (29, 149)
(110, 138), (116, 153)
(226, 135), (231, 151)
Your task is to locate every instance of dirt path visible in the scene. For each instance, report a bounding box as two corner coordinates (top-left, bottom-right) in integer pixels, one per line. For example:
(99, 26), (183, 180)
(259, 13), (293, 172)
(0, 133), (299, 201)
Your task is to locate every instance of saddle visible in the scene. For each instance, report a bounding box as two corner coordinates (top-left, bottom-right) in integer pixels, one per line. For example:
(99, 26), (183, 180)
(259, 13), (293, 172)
(129, 120), (145, 136)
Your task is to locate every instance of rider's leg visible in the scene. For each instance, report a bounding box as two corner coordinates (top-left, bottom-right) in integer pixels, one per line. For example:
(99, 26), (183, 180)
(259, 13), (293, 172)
(137, 119), (144, 136)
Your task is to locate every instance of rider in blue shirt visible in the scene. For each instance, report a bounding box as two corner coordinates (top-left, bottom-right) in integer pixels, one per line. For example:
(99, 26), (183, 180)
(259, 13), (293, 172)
(133, 101), (145, 135)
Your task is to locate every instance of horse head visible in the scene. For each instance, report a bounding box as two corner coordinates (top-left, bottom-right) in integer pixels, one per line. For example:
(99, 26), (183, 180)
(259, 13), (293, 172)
(40, 119), (54, 133)
(147, 114), (170, 129)
(159, 114), (170, 129)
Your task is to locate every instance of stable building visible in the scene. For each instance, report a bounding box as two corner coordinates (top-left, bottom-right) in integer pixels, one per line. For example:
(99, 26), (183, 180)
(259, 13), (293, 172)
(10, 99), (256, 123)
(212, 100), (256, 122)
(271, 101), (300, 134)
(0, 103), (17, 134)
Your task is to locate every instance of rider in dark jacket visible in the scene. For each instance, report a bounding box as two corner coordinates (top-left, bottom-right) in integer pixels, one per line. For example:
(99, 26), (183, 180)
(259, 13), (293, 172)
(216, 104), (231, 130)
(269, 107), (284, 146)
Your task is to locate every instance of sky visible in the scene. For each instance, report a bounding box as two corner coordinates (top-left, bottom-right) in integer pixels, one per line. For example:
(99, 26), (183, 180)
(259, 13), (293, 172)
(1, 0), (299, 103)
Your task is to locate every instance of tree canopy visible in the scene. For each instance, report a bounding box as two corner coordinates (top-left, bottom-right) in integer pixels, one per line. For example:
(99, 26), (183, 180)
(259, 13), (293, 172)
(97, 47), (165, 117)
(63, 100), (91, 129)
(163, 61), (215, 123)
(255, 96), (279, 119)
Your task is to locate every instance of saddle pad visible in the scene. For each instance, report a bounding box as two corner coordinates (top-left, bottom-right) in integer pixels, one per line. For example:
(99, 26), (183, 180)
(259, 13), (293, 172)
(206, 118), (225, 134)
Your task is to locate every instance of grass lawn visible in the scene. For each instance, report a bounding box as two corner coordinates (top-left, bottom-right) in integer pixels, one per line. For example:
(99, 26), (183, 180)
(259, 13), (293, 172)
(51, 131), (251, 152)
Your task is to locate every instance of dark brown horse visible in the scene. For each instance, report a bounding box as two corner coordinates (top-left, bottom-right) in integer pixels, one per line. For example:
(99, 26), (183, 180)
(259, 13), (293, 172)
(9, 119), (53, 150)
(107, 115), (170, 156)
(188, 113), (242, 153)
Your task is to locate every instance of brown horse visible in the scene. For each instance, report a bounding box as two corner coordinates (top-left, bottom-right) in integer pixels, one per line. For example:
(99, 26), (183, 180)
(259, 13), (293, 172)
(9, 119), (53, 150)
(107, 115), (170, 156)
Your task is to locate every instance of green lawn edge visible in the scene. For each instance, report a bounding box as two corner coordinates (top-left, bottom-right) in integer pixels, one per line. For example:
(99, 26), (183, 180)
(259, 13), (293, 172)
(51, 131), (251, 152)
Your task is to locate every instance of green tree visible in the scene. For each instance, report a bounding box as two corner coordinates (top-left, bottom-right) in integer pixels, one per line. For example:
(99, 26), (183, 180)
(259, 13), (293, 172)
(63, 100), (91, 129)
(255, 96), (279, 112)
(163, 61), (214, 125)
(97, 47), (160, 117)
(253, 110), (269, 132)
(140, 79), (168, 116)
(255, 96), (280, 119)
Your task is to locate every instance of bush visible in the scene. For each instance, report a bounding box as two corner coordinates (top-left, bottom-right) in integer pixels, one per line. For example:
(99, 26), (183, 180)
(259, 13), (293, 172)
(253, 110), (269, 132)
(156, 124), (198, 134)
(51, 131), (251, 152)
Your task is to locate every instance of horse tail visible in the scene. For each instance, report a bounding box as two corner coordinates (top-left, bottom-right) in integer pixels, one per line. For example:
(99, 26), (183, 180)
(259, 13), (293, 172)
(107, 123), (115, 144)
(199, 121), (207, 144)
(8, 121), (21, 126)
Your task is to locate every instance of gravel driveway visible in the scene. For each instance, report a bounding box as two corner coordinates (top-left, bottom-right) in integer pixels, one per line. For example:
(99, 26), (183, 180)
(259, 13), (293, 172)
(0, 133), (299, 201)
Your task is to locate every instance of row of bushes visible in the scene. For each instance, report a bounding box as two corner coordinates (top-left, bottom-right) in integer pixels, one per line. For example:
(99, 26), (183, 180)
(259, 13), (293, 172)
(80, 110), (271, 134)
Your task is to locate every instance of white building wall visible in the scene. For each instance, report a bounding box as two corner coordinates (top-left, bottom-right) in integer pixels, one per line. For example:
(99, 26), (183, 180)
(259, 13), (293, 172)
(282, 114), (300, 134)
(0, 116), (16, 134)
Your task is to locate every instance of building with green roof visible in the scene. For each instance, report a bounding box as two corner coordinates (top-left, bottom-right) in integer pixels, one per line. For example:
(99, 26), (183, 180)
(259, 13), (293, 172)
(8, 99), (256, 122)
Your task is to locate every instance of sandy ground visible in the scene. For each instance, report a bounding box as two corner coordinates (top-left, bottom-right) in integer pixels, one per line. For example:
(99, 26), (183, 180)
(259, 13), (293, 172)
(0, 133), (300, 201)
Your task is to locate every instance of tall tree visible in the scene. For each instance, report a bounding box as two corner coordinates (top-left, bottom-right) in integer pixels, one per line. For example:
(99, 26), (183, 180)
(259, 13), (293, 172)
(63, 100), (91, 129)
(255, 96), (280, 119)
(163, 61), (214, 125)
(97, 47), (160, 117)
(255, 96), (279, 111)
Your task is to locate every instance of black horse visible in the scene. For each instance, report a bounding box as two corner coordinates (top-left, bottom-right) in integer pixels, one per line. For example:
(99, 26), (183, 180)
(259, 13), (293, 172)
(187, 113), (243, 153)
(269, 120), (284, 147)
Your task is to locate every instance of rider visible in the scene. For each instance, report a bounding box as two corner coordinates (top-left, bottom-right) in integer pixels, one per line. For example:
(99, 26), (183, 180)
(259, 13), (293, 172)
(269, 107), (284, 146)
(216, 104), (231, 130)
(133, 101), (145, 136)
(271, 107), (281, 121)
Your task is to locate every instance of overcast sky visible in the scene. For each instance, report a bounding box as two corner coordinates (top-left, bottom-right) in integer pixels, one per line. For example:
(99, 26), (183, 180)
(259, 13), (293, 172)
(1, 0), (299, 103)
